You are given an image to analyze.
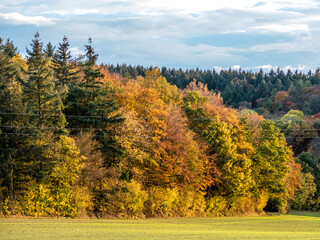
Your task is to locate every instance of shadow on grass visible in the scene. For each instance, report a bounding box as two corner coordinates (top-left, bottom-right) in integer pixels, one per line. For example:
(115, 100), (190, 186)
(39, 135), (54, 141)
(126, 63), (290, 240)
(289, 211), (320, 218)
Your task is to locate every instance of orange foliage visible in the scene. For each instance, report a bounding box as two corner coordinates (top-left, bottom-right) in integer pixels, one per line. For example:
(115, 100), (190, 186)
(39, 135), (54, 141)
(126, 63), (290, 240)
(157, 105), (217, 190)
(185, 80), (239, 125)
(285, 157), (302, 200)
(238, 111), (264, 141)
(275, 91), (289, 104)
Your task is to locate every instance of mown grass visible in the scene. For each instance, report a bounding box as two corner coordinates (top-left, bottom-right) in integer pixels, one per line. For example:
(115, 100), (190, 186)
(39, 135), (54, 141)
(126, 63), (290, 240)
(1, 212), (319, 240)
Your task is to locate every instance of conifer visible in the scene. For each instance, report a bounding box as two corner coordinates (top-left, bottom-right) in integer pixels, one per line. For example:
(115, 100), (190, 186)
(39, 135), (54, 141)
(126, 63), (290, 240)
(24, 32), (66, 129)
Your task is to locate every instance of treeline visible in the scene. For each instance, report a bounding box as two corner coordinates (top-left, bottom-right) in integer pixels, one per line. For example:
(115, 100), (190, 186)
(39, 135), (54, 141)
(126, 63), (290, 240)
(108, 64), (320, 116)
(0, 33), (318, 218)
(109, 64), (320, 211)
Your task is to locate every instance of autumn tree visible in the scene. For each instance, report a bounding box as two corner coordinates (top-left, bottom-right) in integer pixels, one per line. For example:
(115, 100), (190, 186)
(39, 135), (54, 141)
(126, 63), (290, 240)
(0, 38), (27, 210)
(183, 82), (255, 215)
(252, 120), (295, 213)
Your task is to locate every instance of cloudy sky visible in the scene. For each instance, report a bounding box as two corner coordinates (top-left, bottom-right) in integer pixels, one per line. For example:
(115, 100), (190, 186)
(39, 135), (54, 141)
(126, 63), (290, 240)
(1, 0), (320, 71)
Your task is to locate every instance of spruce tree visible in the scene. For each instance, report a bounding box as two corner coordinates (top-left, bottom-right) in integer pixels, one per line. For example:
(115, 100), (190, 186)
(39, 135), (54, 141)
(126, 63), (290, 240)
(24, 32), (66, 129)
(45, 42), (55, 58)
(2, 38), (18, 58)
(53, 36), (79, 86)
(66, 38), (123, 158)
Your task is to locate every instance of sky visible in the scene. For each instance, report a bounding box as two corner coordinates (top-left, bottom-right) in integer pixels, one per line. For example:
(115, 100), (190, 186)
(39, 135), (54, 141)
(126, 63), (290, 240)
(1, 0), (320, 71)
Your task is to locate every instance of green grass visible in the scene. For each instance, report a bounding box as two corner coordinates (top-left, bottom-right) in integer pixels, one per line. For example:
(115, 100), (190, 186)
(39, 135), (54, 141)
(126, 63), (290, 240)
(1, 213), (320, 240)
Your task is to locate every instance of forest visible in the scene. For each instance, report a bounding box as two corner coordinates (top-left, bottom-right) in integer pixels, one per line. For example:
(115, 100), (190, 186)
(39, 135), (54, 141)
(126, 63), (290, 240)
(0, 33), (319, 218)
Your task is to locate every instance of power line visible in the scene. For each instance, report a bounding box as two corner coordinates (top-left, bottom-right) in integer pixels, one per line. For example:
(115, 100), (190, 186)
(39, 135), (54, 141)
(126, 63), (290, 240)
(0, 132), (318, 140)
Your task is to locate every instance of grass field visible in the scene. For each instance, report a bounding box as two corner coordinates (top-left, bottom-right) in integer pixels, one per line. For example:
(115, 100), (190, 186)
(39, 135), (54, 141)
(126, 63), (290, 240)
(1, 212), (320, 240)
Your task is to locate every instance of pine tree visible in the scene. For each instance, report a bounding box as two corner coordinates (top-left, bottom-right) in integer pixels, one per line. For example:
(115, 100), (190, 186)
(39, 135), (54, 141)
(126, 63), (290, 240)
(24, 32), (66, 129)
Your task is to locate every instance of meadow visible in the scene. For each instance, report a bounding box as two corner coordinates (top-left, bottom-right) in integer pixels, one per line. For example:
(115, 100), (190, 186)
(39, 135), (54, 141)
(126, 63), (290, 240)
(1, 212), (319, 240)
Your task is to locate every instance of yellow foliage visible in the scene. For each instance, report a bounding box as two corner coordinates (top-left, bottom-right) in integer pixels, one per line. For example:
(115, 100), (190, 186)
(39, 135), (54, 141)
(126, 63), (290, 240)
(146, 187), (179, 217)
(11, 54), (28, 71)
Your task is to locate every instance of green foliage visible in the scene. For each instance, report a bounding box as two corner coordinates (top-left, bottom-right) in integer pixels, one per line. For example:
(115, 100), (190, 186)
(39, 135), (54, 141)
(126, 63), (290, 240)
(24, 32), (66, 129)
(110, 64), (320, 115)
(52, 36), (79, 100)
(252, 120), (291, 213)
(276, 110), (318, 155)
(291, 172), (317, 210)
(65, 38), (124, 163)
(297, 152), (320, 197)
(45, 42), (55, 58)
(281, 110), (304, 123)
(19, 135), (91, 217)
(0, 39), (27, 208)
(308, 95), (320, 115)
(0, 35), (307, 217)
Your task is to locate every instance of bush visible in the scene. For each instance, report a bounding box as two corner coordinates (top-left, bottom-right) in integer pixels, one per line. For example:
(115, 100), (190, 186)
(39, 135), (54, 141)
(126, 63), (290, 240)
(144, 187), (179, 217)
(206, 196), (229, 217)
(96, 179), (147, 218)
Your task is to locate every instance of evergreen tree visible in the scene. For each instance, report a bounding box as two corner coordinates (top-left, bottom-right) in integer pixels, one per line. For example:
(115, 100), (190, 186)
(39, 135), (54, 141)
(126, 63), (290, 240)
(2, 38), (18, 58)
(66, 38), (123, 158)
(24, 32), (66, 129)
(53, 36), (79, 86)
(45, 42), (55, 58)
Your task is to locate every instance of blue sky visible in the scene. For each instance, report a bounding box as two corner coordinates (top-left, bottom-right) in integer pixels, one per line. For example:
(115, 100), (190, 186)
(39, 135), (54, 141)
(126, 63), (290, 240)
(1, 0), (320, 71)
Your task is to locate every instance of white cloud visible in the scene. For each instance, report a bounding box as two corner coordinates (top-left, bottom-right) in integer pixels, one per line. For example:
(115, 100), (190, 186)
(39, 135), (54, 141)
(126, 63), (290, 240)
(0, 12), (54, 26)
(283, 65), (292, 72)
(1, 0), (320, 70)
(249, 32), (320, 53)
(250, 24), (309, 33)
(69, 47), (85, 56)
(213, 66), (223, 72)
(256, 64), (274, 70)
(231, 65), (241, 70)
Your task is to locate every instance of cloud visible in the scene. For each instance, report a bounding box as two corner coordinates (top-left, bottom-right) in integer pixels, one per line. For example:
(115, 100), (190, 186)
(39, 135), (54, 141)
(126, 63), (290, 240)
(1, 0), (320, 70)
(256, 64), (274, 70)
(69, 47), (85, 57)
(250, 24), (309, 33)
(248, 32), (320, 53)
(214, 66), (223, 72)
(231, 65), (241, 70)
(0, 12), (54, 26)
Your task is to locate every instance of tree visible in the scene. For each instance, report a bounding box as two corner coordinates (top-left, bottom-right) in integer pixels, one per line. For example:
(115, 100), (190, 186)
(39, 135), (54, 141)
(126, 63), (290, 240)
(252, 120), (294, 213)
(309, 95), (320, 115)
(297, 152), (320, 198)
(52, 36), (79, 87)
(2, 38), (18, 58)
(24, 32), (66, 129)
(66, 38), (123, 160)
(183, 84), (255, 214)
(0, 38), (26, 208)
(20, 135), (92, 217)
(291, 172), (317, 210)
(45, 42), (55, 58)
